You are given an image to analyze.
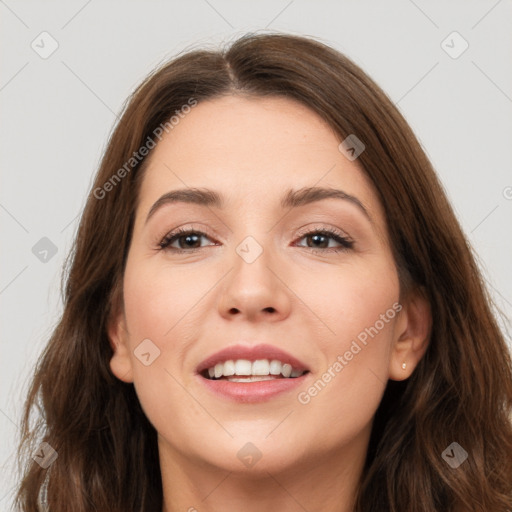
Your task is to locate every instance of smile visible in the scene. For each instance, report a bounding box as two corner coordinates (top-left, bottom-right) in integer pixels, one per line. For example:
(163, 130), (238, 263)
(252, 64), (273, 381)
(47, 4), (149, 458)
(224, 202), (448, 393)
(202, 359), (308, 381)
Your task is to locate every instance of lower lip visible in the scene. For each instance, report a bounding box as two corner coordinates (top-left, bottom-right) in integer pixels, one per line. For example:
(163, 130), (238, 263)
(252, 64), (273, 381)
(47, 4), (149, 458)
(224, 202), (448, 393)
(197, 373), (309, 403)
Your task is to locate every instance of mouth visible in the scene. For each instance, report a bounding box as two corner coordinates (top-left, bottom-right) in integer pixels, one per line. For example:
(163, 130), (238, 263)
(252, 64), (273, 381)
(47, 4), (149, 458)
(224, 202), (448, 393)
(200, 359), (310, 382)
(196, 343), (310, 382)
(195, 343), (311, 402)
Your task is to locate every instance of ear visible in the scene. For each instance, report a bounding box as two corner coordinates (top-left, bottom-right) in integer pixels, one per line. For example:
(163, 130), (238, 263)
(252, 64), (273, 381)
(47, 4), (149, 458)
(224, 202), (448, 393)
(388, 287), (431, 381)
(107, 296), (134, 384)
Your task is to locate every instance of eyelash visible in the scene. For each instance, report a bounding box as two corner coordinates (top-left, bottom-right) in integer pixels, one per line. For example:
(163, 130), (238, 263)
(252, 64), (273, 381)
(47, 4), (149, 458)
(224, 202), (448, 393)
(158, 226), (354, 254)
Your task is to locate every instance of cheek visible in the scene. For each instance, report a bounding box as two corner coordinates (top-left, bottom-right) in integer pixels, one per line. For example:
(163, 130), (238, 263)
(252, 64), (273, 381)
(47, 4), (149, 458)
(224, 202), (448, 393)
(121, 259), (205, 430)
(122, 258), (200, 340)
(297, 257), (399, 348)
(293, 261), (399, 420)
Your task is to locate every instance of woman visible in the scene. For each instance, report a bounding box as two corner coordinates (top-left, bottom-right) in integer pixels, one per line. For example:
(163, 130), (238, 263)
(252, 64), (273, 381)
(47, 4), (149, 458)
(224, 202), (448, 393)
(15, 32), (512, 512)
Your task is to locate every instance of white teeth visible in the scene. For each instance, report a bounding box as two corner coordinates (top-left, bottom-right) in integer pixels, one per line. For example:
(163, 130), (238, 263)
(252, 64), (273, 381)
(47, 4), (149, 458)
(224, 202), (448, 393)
(234, 359), (252, 375)
(269, 360), (282, 375)
(226, 376), (277, 383)
(223, 360), (235, 376)
(204, 358), (306, 380)
(252, 359), (270, 375)
(281, 363), (292, 378)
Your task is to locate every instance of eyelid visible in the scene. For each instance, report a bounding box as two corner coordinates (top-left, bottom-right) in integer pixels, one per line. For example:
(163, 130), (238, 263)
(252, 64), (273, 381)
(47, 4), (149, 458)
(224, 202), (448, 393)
(293, 224), (354, 252)
(157, 222), (354, 253)
(157, 224), (218, 250)
(295, 223), (352, 240)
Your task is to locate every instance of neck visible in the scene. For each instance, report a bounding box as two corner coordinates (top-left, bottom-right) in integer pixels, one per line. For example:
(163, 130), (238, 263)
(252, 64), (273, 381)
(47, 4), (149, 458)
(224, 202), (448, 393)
(159, 426), (370, 512)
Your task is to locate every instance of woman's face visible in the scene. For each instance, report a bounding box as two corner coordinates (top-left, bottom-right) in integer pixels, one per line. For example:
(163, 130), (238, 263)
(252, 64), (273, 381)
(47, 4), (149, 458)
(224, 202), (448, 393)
(109, 95), (419, 476)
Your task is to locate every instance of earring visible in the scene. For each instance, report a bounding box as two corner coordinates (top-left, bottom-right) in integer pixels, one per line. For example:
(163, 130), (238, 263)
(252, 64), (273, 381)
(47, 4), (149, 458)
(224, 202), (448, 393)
(401, 362), (407, 370)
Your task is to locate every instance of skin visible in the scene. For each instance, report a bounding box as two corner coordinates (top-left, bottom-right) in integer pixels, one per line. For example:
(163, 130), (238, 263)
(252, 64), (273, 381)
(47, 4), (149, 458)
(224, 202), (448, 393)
(108, 95), (431, 512)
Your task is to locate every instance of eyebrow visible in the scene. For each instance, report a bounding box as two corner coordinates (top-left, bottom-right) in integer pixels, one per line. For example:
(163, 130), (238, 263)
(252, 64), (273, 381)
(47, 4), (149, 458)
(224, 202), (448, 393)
(145, 186), (372, 224)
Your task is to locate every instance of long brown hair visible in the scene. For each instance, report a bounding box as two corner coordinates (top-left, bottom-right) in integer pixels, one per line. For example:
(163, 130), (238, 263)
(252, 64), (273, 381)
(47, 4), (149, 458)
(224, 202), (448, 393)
(15, 31), (512, 511)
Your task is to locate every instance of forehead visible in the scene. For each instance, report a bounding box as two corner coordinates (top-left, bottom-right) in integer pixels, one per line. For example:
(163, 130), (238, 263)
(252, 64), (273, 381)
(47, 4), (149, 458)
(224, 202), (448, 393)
(137, 95), (385, 227)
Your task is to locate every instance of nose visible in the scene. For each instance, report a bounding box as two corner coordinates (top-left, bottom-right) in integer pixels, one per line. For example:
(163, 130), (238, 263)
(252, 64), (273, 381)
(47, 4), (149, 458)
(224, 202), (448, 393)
(217, 242), (292, 323)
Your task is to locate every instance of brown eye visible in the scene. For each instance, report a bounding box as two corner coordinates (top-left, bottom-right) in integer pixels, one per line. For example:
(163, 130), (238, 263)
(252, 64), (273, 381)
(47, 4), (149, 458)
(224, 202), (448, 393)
(159, 229), (215, 251)
(295, 228), (354, 253)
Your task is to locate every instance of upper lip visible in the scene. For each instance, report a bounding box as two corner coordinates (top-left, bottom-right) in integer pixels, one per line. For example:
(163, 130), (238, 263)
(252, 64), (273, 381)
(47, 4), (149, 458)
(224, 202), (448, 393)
(196, 343), (310, 374)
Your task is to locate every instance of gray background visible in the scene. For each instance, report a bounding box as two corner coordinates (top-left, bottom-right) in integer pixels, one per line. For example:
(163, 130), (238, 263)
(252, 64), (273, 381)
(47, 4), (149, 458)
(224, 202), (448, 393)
(1, 0), (511, 508)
